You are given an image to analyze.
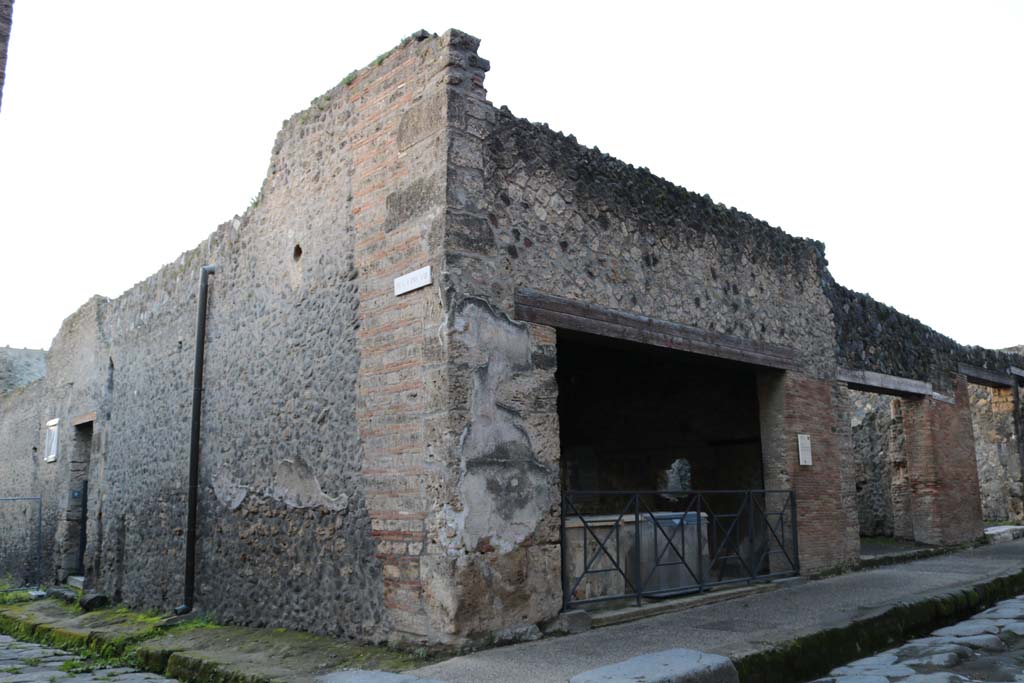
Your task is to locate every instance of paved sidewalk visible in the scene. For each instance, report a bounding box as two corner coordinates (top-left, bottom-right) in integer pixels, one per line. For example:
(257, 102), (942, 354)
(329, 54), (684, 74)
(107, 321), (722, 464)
(410, 540), (1024, 683)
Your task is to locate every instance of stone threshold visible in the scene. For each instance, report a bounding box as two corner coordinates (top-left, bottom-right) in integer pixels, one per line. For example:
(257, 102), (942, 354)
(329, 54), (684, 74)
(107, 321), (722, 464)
(589, 583), (782, 629)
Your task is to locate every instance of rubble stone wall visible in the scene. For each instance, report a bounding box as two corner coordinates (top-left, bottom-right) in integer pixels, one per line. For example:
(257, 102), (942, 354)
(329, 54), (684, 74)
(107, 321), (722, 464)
(849, 390), (912, 539)
(969, 383), (1022, 522)
(827, 282), (1024, 391)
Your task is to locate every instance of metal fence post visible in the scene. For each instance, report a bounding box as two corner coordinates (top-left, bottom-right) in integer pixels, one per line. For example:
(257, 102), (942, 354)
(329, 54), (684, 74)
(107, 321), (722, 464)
(746, 491), (754, 583)
(696, 493), (704, 592)
(560, 492), (569, 610)
(633, 494), (642, 606)
(36, 497), (43, 590)
(790, 491), (800, 574)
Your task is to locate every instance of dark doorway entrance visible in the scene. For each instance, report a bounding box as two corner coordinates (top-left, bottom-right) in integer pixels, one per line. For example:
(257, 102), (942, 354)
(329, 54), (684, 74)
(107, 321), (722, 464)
(556, 330), (765, 494)
(555, 330), (798, 608)
(62, 421), (93, 580)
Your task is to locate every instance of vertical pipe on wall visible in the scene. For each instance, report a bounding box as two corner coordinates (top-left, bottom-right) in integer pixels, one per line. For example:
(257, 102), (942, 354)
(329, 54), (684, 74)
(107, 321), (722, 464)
(175, 264), (217, 616)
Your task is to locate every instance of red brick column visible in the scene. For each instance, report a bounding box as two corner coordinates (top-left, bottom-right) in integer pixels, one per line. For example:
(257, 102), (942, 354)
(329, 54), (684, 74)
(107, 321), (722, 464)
(346, 34), (453, 642)
(903, 374), (983, 545)
(758, 371), (860, 573)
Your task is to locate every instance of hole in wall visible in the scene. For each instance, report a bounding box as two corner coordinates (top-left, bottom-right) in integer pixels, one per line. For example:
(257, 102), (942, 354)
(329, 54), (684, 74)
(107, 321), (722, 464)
(293, 244), (303, 261)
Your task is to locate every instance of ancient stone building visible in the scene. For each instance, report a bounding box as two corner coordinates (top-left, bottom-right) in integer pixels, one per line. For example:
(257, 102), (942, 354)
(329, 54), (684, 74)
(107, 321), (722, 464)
(1, 29), (1022, 647)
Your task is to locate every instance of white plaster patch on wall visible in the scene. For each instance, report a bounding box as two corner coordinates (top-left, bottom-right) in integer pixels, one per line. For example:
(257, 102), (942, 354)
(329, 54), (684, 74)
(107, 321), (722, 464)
(212, 471), (249, 511)
(453, 300), (555, 555)
(270, 456), (349, 511)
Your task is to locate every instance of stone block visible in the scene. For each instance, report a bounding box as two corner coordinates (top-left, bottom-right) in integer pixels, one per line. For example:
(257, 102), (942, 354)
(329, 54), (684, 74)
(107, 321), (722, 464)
(570, 648), (738, 683)
(318, 672), (445, 683)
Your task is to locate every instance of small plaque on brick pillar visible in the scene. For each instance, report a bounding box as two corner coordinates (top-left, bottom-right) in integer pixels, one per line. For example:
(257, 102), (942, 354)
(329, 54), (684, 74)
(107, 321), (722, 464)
(798, 433), (812, 466)
(394, 266), (432, 296)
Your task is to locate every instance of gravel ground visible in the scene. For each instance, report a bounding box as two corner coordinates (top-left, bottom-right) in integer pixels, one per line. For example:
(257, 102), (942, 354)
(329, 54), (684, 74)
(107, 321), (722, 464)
(812, 595), (1024, 683)
(0, 634), (174, 683)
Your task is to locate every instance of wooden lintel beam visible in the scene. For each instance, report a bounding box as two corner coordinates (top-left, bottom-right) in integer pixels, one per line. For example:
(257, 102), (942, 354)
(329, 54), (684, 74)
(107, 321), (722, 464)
(514, 288), (799, 371)
(836, 368), (933, 397)
(1010, 366), (1024, 381)
(958, 362), (1014, 388)
(71, 411), (96, 426)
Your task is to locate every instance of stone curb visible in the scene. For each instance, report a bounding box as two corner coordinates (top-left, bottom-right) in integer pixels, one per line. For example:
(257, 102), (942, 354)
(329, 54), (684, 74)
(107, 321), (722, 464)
(732, 568), (1024, 683)
(318, 672), (447, 683)
(984, 526), (1024, 544)
(0, 608), (270, 683)
(5, 567), (1024, 683)
(570, 648), (738, 683)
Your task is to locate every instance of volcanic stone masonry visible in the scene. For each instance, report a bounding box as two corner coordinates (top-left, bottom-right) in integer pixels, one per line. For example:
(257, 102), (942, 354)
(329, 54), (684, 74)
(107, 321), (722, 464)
(0, 28), (1022, 647)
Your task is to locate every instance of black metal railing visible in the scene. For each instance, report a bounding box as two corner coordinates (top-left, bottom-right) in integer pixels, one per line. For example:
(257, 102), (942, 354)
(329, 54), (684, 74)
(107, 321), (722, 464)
(560, 489), (798, 609)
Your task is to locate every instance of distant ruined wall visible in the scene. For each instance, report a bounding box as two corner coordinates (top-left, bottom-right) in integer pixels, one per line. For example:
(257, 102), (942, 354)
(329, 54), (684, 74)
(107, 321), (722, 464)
(0, 347), (45, 393)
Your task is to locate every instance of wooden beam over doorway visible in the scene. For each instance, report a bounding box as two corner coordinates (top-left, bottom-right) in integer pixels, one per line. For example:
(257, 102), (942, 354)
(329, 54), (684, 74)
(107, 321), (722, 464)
(70, 411), (96, 426)
(958, 362), (1014, 388)
(514, 288), (799, 370)
(836, 368), (933, 397)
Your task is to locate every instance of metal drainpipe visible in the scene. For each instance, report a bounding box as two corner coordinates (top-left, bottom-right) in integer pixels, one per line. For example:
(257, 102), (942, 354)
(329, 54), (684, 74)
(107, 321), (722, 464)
(175, 264), (217, 616)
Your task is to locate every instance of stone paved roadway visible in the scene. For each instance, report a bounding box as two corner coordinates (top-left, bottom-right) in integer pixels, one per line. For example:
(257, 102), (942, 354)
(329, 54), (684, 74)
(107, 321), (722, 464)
(813, 594), (1024, 683)
(0, 634), (174, 683)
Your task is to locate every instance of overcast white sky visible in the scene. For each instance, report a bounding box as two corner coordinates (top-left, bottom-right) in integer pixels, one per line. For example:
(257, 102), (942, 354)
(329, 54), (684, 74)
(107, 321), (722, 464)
(1, 1), (1021, 351)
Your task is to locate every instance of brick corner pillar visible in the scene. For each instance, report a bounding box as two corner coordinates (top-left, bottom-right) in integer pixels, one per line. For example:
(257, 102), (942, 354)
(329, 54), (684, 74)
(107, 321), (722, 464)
(757, 371), (860, 574)
(903, 374), (984, 545)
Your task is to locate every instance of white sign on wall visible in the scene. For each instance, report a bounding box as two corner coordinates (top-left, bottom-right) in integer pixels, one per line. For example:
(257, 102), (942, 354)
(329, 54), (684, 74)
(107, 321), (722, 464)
(798, 433), (813, 466)
(394, 266), (432, 296)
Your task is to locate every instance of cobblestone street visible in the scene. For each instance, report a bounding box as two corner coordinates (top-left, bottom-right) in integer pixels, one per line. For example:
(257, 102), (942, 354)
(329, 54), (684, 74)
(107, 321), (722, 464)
(0, 634), (174, 683)
(814, 595), (1024, 683)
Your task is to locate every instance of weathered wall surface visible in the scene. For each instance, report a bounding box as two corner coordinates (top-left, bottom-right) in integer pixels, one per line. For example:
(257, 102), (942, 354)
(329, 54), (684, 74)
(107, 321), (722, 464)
(0, 0), (11, 111)
(851, 392), (895, 536)
(849, 391), (911, 538)
(969, 383), (1022, 522)
(0, 347), (45, 393)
